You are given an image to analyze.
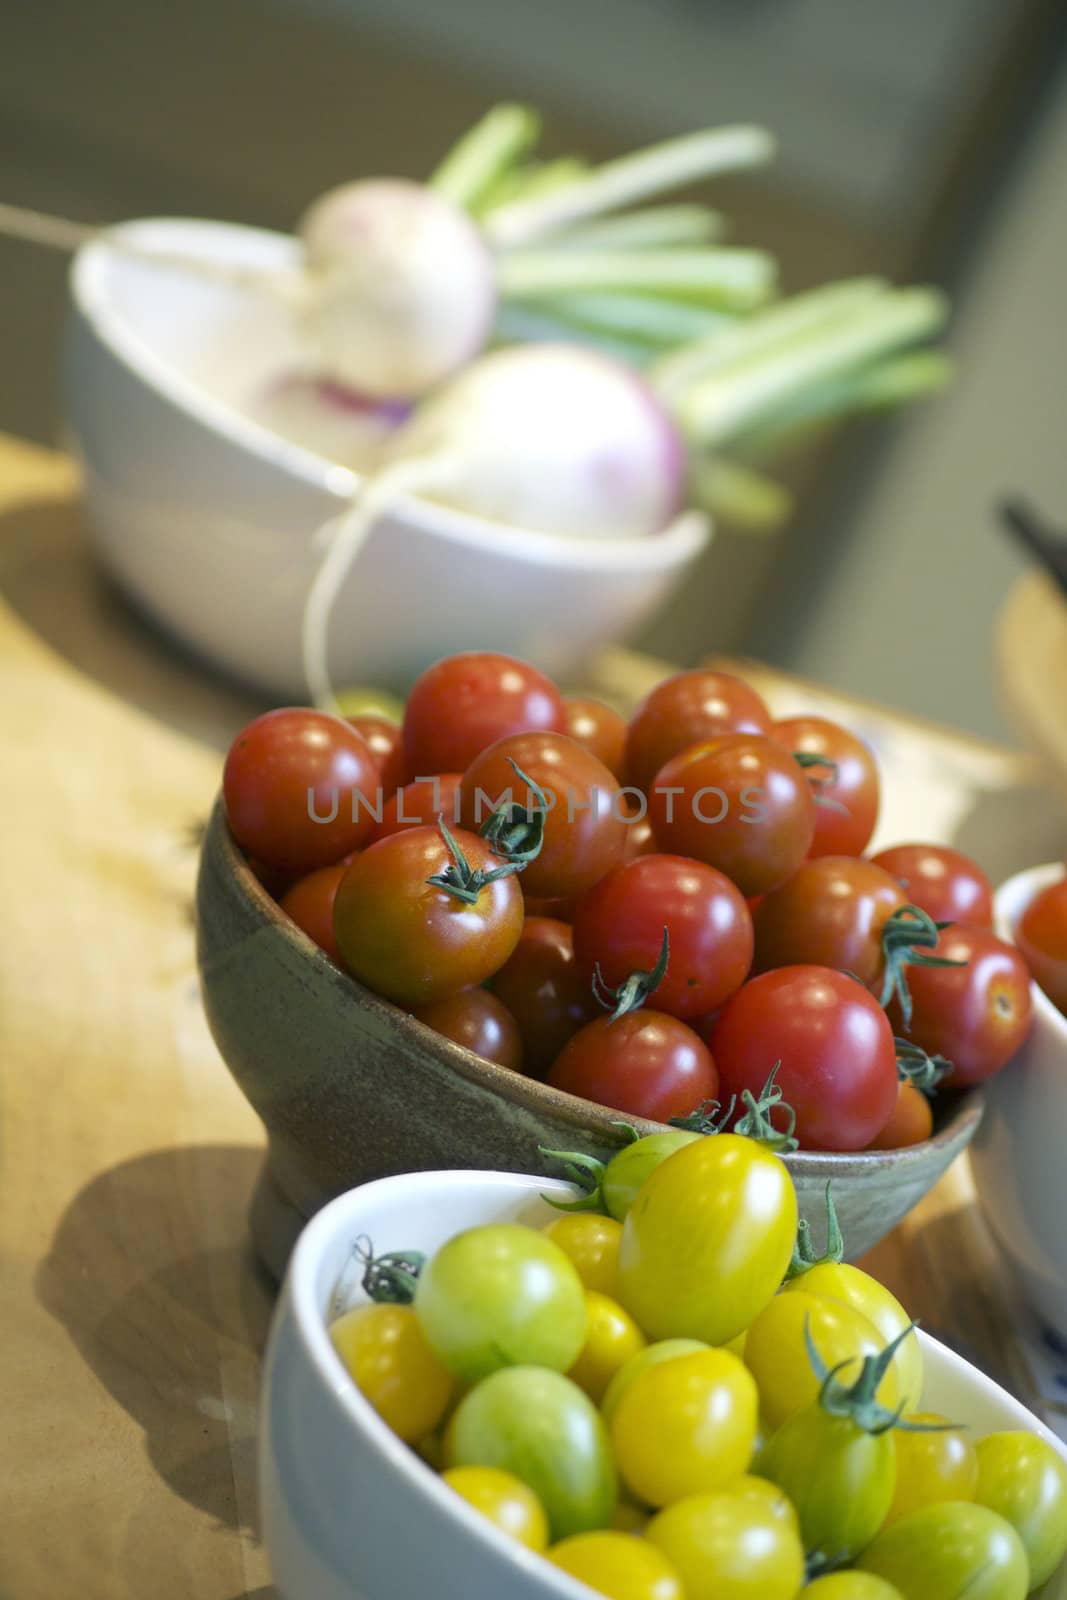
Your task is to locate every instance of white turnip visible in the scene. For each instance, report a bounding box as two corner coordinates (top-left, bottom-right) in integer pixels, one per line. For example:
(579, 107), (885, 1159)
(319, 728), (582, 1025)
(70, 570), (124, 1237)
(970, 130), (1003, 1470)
(301, 343), (689, 707)
(296, 179), (497, 400)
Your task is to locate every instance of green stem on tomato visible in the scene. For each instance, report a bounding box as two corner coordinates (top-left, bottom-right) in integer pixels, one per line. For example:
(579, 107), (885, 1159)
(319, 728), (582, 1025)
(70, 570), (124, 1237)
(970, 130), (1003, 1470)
(354, 1236), (427, 1304)
(786, 1182), (844, 1279)
(879, 904), (967, 1032)
(894, 1037), (953, 1096)
(593, 926), (670, 1020)
(425, 816), (524, 904)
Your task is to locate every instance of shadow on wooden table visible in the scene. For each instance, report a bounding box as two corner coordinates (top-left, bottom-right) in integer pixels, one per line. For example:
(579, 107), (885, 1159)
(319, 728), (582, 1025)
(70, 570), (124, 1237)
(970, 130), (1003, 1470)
(0, 497), (268, 749)
(35, 1143), (274, 1541)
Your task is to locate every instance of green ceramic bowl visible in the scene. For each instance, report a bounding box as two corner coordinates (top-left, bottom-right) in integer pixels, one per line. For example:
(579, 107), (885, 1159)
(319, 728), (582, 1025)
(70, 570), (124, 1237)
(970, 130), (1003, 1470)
(196, 801), (984, 1275)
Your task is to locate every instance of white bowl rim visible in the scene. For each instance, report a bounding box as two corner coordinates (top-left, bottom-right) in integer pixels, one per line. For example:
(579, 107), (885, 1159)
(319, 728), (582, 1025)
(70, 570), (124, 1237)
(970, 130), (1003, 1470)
(282, 1166), (1067, 1600)
(69, 217), (711, 572)
(287, 1169), (603, 1600)
(994, 861), (1067, 1042)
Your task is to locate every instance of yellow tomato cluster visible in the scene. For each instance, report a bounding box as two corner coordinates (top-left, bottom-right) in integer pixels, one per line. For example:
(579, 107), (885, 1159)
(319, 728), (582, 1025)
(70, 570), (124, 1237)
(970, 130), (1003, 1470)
(327, 1136), (1067, 1600)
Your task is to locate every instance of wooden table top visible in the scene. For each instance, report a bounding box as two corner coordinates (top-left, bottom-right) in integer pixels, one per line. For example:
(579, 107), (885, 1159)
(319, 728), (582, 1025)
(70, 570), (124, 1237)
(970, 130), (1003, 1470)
(1, 431), (1064, 1600)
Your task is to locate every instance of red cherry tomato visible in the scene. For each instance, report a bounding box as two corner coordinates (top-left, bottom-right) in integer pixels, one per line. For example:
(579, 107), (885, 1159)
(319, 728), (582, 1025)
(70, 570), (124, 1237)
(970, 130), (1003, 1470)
(867, 1081), (933, 1150)
(413, 989), (523, 1072)
(573, 855), (753, 1021)
(648, 735), (815, 897)
(370, 774), (464, 843)
(564, 697), (628, 782)
(223, 708), (380, 872)
(869, 843), (994, 929)
(753, 856), (907, 989)
(771, 715), (880, 858)
(278, 861), (349, 963)
(625, 670), (772, 793)
(711, 966), (898, 1151)
(346, 714), (407, 799)
(460, 733), (627, 900)
(402, 652), (565, 778)
(247, 856), (293, 900)
(490, 917), (600, 1078)
(332, 826), (524, 1006)
(1016, 875), (1067, 1012)
(888, 926), (1033, 1086)
(547, 1011), (719, 1122)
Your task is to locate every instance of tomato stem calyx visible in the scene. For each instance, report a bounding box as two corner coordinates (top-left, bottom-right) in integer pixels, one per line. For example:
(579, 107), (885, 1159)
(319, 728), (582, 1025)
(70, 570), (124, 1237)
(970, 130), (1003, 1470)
(669, 1095), (737, 1135)
(806, 1316), (956, 1436)
(733, 1062), (799, 1153)
(426, 816), (524, 904)
(353, 1236), (427, 1304)
(593, 926), (671, 1020)
(786, 1181), (844, 1279)
(894, 1036), (952, 1095)
(792, 751), (850, 815)
(478, 758), (548, 869)
(537, 1145), (610, 1212)
(879, 904), (968, 1031)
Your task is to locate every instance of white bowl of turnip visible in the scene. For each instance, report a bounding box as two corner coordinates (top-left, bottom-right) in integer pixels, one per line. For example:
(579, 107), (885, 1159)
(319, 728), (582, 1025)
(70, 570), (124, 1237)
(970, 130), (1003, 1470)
(63, 216), (710, 699)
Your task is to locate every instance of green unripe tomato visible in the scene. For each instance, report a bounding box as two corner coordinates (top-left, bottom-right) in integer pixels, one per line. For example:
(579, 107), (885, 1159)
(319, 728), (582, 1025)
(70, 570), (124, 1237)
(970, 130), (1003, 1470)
(414, 1223), (586, 1382)
(974, 1430), (1067, 1589)
(448, 1366), (617, 1539)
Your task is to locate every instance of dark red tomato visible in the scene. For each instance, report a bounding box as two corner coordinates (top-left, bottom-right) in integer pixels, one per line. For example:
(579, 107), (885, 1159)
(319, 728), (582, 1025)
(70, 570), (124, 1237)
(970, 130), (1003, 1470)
(332, 826), (524, 1006)
(460, 732), (627, 900)
(889, 926), (1033, 1086)
(711, 966), (898, 1151)
(1016, 875), (1067, 1013)
(753, 856), (907, 989)
(648, 734), (815, 897)
(564, 697), (628, 782)
(870, 843), (994, 929)
(625, 670), (772, 794)
(573, 855), (753, 1021)
(522, 893), (582, 921)
(346, 714), (406, 800)
(413, 989), (523, 1072)
(490, 917), (600, 1078)
(223, 708), (380, 872)
(247, 856), (293, 900)
(402, 652), (565, 778)
(867, 1081), (933, 1150)
(547, 1011), (719, 1121)
(370, 774), (464, 843)
(278, 861), (348, 964)
(772, 715), (880, 858)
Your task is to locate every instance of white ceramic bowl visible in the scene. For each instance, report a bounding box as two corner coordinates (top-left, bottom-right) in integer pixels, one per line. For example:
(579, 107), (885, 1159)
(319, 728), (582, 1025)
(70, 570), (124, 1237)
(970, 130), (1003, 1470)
(261, 1168), (1067, 1600)
(970, 862), (1067, 1332)
(63, 218), (710, 699)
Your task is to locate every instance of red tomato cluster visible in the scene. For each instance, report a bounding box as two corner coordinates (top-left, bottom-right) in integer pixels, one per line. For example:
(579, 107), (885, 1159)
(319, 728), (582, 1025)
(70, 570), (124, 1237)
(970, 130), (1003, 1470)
(222, 654), (1034, 1151)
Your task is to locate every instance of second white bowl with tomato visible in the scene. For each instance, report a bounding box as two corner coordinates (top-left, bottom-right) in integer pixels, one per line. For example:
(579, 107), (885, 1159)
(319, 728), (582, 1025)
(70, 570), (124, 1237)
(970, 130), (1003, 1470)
(260, 1167), (1067, 1600)
(970, 862), (1067, 1332)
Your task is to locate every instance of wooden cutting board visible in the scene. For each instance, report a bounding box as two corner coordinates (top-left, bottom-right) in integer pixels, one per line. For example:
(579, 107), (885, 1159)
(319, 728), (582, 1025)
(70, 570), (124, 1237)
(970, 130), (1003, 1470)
(0, 431), (1062, 1599)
